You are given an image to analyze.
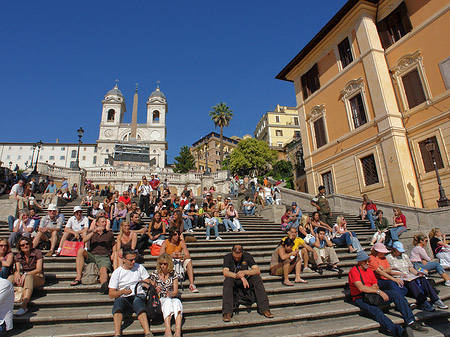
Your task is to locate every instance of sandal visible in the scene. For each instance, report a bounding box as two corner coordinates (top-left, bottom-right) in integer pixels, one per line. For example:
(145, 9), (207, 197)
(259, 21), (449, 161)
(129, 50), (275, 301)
(70, 280), (82, 286)
(283, 281), (294, 286)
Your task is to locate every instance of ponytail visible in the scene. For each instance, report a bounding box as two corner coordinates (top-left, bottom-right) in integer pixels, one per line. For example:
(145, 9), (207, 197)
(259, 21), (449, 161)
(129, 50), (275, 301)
(428, 228), (439, 239)
(413, 233), (427, 246)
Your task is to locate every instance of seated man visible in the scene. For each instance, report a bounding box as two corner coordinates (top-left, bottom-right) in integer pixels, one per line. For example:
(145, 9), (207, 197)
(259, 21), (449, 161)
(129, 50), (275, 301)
(280, 209), (299, 232)
(54, 206), (89, 256)
(109, 249), (153, 337)
(42, 179), (57, 206)
(310, 227), (342, 275)
(349, 251), (428, 336)
(291, 202), (302, 219)
(8, 209), (35, 248)
(186, 203), (200, 229)
(126, 202), (139, 223)
(282, 226), (316, 273)
(9, 180), (28, 211)
(70, 216), (115, 293)
(87, 201), (101, 222)
(160, 229), (199, 292)
(119, 191), (132, 210)
(243, 196), (255, 216)
(222, 244), (273, 322)
(33, 204), (64, 257)
(128, 211), (149, 254)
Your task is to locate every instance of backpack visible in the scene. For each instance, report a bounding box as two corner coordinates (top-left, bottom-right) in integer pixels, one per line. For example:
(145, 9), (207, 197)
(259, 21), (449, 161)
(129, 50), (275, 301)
(81, 262), (99, 285)
(233, 281), (256, 314)
(135, 281), (164, 324)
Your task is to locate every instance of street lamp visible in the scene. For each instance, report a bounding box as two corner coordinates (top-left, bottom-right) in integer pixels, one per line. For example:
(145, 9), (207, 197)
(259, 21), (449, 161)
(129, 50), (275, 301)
(30, 144), (36, 168)
(30, 140), (43, 176)
(425, 138), (449, 207)
(225, 152), (231, 181)
(74, 127), (84, 170)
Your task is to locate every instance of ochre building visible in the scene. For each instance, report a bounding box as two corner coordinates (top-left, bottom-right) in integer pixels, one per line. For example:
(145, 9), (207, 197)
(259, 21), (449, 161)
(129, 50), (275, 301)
(277, 0), (450, 209)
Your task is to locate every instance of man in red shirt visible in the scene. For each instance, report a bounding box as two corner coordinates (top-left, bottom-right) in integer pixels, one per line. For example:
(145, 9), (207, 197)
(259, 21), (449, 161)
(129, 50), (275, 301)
(149, 174), (159, 204)
(118, 191), (131, 210)
(349, 251), (427, 336)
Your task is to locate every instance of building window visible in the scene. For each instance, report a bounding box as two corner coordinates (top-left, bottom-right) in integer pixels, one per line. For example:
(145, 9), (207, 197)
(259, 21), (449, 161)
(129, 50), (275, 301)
(314, 117), (327, 148)
(6, 155), (10, 159)
(107, 109), (115, 121)
(294, 131), (301, 138)
(93, 156), (97, 165)
(104, 158), (109, 165)
(153, 110), (160, 123)
(199, 165), (204, 170)
(350, 93), (367, 128)
(277, 143), (283, 147)
(322, 171), (334, 194)
(293, 117), (299, 125)
(361, 154), (379, 186)
(17, 155), (21, 159)
(82, 156), (86, 160)
(276, 130), (283, 137)
(94, 146), (97, 153)
(402, 69), (426, 109)
(60, 156), (65, 160)
(301, 63), (320, 100)
(439, 57), (450, 90)
(419, 137), (444, 173)
(338, 37), (353, 68)
(49, 155), (55, 160)
(71, 150), (77, 158)
(377, 2), (412, 49)
(275, 116), (280, 123)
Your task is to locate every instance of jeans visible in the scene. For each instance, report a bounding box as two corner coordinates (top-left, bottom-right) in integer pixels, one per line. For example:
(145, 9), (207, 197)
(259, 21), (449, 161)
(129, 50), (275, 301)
(265, 197), (273, 205)
(183, 218), (192, 231)
(390, 226), (407, 242)
(378, 279), (408, 296)
(243, 207), (255, 215)
(206, 225), (219, 238)
(406, 277), (439, 305)
(112, 218), (124, 232)
(223, 219), (235, 231)
(0, 266), (11, 279)
(112, 294), (147, 316)
(366, 209), (375, 230)
(412, 260), (445, 275)
(332, 232), (356, 247)
(148, 234), (166, 246)
(7, 216), (16, 231)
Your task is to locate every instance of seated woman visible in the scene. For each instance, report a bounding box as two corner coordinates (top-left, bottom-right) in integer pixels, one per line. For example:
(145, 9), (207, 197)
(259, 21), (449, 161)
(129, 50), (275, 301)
(8, 237), (45, 316)
(112, 202), (127, 232)
(310, 211), (332, 234)
(225, 204), (244, 232)
(0, 238), (13, 279)
(81, 191), (93, 207)
(270, 238), (306, 286)
(387, 208), (407, 246)
(61, 188), (72, 203)
(298, 214), (313, 241)
(387, 241), (448, 311)
(148, 211), (166, 246)
(429, 228), (450, 268)
(150, 253), (183, 337)
(204, 211), (222, 241)
(112, 221), (137, 270)
(332, 216), (361, 253)
(410, 234), (450, 287)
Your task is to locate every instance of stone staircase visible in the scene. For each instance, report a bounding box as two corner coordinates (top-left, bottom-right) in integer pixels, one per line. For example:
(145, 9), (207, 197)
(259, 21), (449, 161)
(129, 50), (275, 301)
(2, 200), (450, 337)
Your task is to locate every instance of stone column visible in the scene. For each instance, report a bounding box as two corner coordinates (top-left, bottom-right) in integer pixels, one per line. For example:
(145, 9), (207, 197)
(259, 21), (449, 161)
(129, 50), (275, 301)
(130, 86), (138, 143)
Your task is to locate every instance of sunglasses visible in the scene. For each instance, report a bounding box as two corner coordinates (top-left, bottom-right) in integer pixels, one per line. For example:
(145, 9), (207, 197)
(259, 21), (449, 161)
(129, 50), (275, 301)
(20, 243), (30, 247)
(125, 258), (136, 262)
(160, 262), (168, 266)
(0, 244), (7, 247)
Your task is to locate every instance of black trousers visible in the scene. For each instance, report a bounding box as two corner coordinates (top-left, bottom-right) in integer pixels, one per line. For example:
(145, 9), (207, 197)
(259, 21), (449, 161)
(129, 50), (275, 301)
(139, 195), (150, 216)
(406, 277), (439, 304)
(222, 275), (270, 314)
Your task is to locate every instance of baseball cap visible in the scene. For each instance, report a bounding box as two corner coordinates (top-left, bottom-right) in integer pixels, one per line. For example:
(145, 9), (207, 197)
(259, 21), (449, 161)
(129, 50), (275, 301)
(392, 241), (405, 253)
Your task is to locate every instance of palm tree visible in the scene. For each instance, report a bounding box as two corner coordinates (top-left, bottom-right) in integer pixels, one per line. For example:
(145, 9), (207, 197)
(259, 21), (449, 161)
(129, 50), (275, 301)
(209, 102), (233, 165)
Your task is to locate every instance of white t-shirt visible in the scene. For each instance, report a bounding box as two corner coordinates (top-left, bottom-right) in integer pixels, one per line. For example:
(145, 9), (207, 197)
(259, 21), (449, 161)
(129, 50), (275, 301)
(13, 219), (35, 234)
(108, 263), (150, 297)
(9, 183), (23, 196)
(139, 184), (151, 195)
(0, 278), (14, 331)
(65, 215), (89, 232)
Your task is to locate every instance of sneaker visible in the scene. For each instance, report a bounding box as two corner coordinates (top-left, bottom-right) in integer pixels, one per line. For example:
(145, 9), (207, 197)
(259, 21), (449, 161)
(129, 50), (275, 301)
(303, 267), (314, 273)
(189, 284), (199, 293)
(433, 299), (449, 309)
(226, 229), (230, 232)
(316, 267), (323, 275)
(445, 280), (450, 287)
(233, 229), (238, 232)
(15, 308), (28, 316)
(239, 228), (245, 232)
(409, 321), (429, 333)
(419, 301), (435, 312)
(205, 236), (210, 241)
(188, 229), (194, 233)
(216, 237), (223, 240)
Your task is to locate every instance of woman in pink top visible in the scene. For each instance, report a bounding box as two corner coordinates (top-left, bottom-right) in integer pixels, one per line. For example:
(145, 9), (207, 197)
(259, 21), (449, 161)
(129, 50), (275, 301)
(410, 234), (450, 286)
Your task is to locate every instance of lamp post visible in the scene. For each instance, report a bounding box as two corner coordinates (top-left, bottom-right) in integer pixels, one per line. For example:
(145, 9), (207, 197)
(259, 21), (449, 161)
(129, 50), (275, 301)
(30, 140), (43, 176)
(74, 127), (84, 170)
(30, 144), (36, 168)
(225, 152), (231, 181)
(425, 138), (449, 207)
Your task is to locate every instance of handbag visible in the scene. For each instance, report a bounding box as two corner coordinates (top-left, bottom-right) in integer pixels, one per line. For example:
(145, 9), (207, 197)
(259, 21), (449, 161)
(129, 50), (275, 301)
(14, 286), (24, 303)
(356, 267), (385, 306)
(304, 233), (314, 245)
(150, 244), (161, 256)
(60, 240), (84, 257)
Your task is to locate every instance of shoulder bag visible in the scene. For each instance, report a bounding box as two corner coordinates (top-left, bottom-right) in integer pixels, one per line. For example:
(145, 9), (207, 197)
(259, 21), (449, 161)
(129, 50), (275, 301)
(356, 266), (385, 306)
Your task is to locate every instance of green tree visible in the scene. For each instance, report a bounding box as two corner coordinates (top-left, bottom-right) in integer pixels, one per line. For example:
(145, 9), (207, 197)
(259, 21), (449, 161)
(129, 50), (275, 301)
(228, 138), (277, 176)
(209, 102), (233, 165)
(173, 146), (195, 173)
(271, 160), (293, 180)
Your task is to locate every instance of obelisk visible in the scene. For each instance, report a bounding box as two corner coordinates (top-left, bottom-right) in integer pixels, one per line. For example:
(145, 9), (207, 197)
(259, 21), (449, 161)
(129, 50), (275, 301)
(130, 84), (138, 144)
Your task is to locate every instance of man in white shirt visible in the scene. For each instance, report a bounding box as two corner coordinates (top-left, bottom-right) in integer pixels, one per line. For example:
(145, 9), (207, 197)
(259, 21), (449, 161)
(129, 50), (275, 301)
(9, 180), (27, 210)
(54, 206), (89, 257)
(33, 204), (64, 257)
(138, 178), (151, 216)
(0, 277), (14, 334)
(8, 208), (35, 247)
(109, 249), (153, 337)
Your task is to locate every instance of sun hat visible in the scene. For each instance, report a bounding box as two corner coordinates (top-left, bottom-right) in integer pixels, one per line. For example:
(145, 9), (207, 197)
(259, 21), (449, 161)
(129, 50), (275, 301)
(373, 242), (390, 254)
(356, 250), (370, 261)
(73, 206), (83, 213)
(47, 204), (58, 211)
(392, 241), (405, 253)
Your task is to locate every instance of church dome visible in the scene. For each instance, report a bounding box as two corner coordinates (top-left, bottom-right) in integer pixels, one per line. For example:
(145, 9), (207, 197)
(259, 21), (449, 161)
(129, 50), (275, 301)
(149, 86), (166, 100)
(106, 84), (124, 98)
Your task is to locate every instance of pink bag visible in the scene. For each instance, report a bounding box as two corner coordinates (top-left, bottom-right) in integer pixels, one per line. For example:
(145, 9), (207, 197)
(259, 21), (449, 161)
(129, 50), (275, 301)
(60, 241), (84, 257)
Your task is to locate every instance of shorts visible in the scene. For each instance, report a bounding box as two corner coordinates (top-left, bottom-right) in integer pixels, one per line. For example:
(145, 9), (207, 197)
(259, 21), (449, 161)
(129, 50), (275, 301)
(112, 294), (147, 316)
(86, 252), (112, 272)
(151, 190), (158, 197)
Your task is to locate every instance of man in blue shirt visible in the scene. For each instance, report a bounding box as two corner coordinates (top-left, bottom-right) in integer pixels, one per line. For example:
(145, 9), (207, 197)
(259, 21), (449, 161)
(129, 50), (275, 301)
(42, 179), (57, 206)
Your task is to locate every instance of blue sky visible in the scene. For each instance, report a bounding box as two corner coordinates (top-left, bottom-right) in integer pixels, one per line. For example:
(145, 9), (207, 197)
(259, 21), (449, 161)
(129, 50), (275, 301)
(0, 0), (346, 163)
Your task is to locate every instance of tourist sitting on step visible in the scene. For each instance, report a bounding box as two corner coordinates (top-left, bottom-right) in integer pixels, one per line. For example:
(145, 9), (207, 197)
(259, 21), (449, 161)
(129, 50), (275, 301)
(82, 191), (94, 207)
(332, 216), (361, 253)
(280, 209), (299, 232)
(311, 186), (333, 229)
(222, 244), (273, 322)
(0, 238), (13, 279)
(243, 196), (255, 216)
(147, 211), (166, 246)
(8, 179), (28, 211)
(310, 211), (333, 235)
(8, 209), (35, 248)
(113, 221), (137, 270)
(410, 234), (450, 287)
(112, 201), (127, 232)
(87, 200), (101, 222)
(150, 253), (183, 337)
(204, 211), (222, 241)
(41, 179), (57, 206)
(185, 202), (200, 229)
(270, 238), (307, 286)
(388, 208), (407, 246)
(252, 191), (265, 215)
(126, 202), (140, 223)
(309, 228), (342, 275)
(225, 203), (244, 232)
(54, 206), (89, 257)
(88, 210), (112, 232)
(33, 204), (64, 257)
(70, 215), (115, 293)
(370, 210), (389, 246)
(179, 192), (189, 209)
(298, 214), (313, 240)
(102, 194), (113, 217)
(348, 250), (428, 336)
(118, 190), (132, 210)
(128, 211), (150, 254)
(360, 194), (376, 230)
(281, 226), (316, 273)
(8, 236), (45, 316)
(169, 210), (184, 233)
(368, 243), (408, 295)
(429, 228), (450, 269)
(291, 202), (302, 220)
(182, 207), (194, 233)
(160, 229), (199, 293)
(108, 249), (153, 337)
(387, 241), (448, 311)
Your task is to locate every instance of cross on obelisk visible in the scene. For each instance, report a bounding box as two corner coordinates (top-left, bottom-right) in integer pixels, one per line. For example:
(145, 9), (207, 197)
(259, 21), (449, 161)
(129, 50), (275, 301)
(115, 78), (119, 86)
(130, 82), (139, 143)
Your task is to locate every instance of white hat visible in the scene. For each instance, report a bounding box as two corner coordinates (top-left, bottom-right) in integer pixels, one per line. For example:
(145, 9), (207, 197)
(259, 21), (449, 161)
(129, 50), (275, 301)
(73, 206), (83, 213)
(47, 204), (58, 211)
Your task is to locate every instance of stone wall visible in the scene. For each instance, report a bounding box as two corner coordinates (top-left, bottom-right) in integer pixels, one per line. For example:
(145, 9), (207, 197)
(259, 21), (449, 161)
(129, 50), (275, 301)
(0, 198), (17, 222)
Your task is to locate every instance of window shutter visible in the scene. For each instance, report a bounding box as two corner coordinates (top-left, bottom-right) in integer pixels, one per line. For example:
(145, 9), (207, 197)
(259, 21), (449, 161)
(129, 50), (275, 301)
(361, 155), (379, 186)
(402, 69), (426, 109)
(419, 137), (444, 173)
(314, 117), (327, 148)
(377, 19), (392, 49)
